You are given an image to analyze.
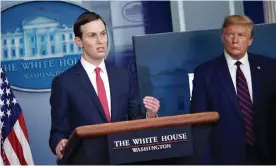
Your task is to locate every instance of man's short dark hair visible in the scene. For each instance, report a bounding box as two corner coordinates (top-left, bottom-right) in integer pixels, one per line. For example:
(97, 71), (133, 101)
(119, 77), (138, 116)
(73, 11), (106, 39)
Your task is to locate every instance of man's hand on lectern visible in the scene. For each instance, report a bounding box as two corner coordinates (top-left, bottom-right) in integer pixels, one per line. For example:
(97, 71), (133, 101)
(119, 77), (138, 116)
(143, 96), (160, 118)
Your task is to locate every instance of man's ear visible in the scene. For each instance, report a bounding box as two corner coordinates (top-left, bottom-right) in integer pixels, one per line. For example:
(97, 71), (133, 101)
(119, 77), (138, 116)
(248, 37), (253, 47)
(75, 37), (83, 48)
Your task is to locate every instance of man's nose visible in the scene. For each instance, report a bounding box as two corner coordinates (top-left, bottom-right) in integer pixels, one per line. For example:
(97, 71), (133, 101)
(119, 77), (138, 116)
(96, 35), (103, 44)
(233, 34), (239, 43)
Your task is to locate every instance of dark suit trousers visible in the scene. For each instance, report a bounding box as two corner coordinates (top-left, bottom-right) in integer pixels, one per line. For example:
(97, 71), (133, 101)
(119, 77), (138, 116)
(246, 144), (261, 164)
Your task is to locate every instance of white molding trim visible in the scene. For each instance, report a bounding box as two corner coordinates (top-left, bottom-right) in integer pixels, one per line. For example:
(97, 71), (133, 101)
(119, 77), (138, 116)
(228, 0), (235, 15)
(264, 1), (276, 23)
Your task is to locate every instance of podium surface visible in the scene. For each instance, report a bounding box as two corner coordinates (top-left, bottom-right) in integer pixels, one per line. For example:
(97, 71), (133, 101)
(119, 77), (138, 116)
(61, 112), (219, 164)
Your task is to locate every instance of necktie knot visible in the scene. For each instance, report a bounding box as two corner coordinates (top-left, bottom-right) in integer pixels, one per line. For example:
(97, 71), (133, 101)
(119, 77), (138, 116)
(235, 61), (242, 67)
(95, 67), (101, 75)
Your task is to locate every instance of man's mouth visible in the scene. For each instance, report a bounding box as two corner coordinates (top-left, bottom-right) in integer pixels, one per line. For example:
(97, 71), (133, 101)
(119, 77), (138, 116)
(97, 47), (105, 52)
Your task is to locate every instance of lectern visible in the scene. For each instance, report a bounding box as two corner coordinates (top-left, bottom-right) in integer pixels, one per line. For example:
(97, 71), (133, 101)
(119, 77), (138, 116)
(60, 112), (219, 164)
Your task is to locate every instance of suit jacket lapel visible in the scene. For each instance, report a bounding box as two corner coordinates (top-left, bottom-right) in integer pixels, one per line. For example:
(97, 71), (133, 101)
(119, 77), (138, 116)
(106, 62), (118, 122)
(248, 55), (262, 112)
(216, 55), (244, 120)
(74, 61), (108, 122)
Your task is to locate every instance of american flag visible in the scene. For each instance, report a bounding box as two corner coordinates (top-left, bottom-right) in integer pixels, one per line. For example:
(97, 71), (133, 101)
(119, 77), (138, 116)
(0, 67), (34, 165)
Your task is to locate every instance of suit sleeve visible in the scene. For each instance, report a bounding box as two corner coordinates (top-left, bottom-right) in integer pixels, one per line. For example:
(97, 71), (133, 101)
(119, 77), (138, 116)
(190, 67), (208, 113)
(49, 76), (70, 154)
(190, 68), (207, 113)
(267, 59), (276, 163)
(127, 72), (145, 120)
(190, 67), (212, 164)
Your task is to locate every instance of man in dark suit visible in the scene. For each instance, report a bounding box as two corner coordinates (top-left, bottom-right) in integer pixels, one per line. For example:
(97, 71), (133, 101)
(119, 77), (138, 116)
(190, 15), (276, 164)
(49, 11), (160, 164)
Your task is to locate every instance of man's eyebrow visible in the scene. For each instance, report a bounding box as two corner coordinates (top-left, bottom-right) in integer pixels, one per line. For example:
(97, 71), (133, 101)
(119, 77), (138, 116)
(86, 32), (96, 35)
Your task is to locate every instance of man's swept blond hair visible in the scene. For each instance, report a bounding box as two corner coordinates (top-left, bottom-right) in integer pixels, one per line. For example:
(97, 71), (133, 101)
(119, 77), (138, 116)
(222, 15), (254, 38)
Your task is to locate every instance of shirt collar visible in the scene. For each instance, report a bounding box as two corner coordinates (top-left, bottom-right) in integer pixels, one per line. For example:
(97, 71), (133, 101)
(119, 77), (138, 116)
(80, 56), (107, 74)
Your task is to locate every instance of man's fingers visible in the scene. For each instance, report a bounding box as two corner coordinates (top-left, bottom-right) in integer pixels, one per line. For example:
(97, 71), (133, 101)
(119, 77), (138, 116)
(56, 146), (63, 159)
(56, 139), (68, 159)
(143, 97), (159, 106)
(144, 100), (158, 108)
(144, 102), (156, 108)
(61, 140), (68, 148)
(57, 150), (63, 159)
(57, 145), (62, 154)
(151, 97), (160, 104)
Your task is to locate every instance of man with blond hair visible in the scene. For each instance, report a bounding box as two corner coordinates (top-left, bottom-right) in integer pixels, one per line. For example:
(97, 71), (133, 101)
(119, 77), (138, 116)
(190, 15), (276, 164)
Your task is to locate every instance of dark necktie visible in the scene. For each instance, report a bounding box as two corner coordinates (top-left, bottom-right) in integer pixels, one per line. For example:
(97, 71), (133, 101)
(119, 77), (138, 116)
(95, 67), (111, 122)
(235, 61), (255, 146)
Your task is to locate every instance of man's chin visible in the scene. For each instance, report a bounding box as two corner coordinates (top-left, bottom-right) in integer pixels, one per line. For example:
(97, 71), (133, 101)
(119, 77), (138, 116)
(95, 53), (107, 59)
(227, 51), (244, 59)
(233, 54), (245, 59)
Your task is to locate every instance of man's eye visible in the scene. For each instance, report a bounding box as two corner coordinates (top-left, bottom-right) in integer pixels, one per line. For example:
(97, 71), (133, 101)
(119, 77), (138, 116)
(226, 33), (233, 37)
(89, 34), (96, 37)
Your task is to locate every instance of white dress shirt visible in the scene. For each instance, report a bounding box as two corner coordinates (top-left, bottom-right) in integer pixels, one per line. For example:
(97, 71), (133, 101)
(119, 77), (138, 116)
(80, 57), (111, 116)
(224, 50), (253, 102)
